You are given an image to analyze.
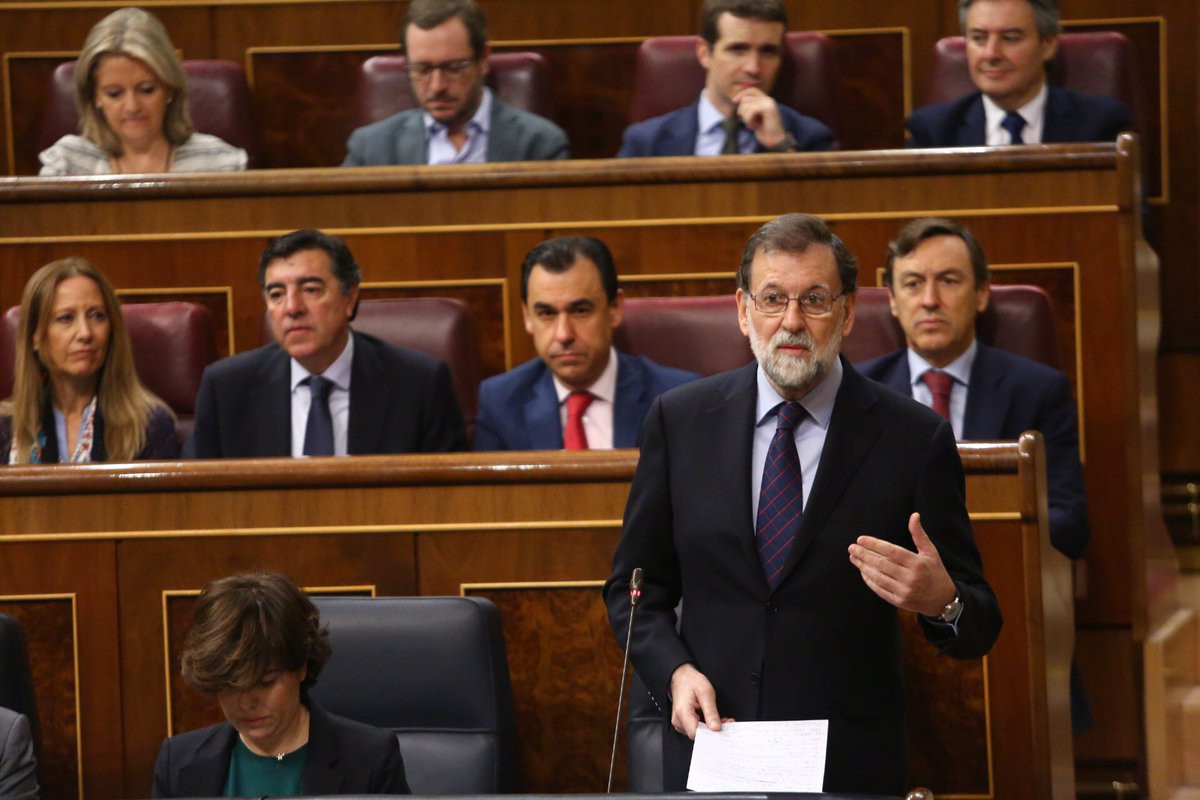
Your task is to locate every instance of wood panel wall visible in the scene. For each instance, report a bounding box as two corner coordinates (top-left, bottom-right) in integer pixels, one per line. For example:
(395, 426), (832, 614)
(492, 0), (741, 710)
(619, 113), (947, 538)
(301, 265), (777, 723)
(0, 441), (1071, 799)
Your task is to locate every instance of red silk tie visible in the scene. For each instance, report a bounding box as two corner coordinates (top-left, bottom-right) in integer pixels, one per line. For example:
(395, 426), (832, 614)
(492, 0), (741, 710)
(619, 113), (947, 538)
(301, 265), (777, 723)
(564, 391), (593, 450)
(921, 369), (954, 421)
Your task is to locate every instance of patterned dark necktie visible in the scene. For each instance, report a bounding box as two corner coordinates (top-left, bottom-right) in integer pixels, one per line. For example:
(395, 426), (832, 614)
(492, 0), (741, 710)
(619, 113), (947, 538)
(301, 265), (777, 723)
(302, 375), (335, 456)
(922, 369), (954, 421)
(1001, 111), (1026, 144)
(756, 401), (806, 588)
(720, 114), (742, 155)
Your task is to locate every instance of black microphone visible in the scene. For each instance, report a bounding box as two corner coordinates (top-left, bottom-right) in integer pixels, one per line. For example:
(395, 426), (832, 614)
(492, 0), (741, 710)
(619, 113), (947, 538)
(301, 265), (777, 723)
(607, 567), (644, 793)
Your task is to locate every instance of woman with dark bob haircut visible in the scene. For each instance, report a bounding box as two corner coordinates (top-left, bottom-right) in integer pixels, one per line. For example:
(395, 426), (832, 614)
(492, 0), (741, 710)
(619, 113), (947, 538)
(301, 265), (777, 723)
(152, 572), (410, 797)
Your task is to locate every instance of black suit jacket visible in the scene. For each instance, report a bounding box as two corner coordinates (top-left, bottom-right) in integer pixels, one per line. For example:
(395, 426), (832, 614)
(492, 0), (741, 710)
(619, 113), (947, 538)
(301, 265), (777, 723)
(906, 85), (1131, 147)
(856, 343), (1089, 559)
(184, 331), (467, 458)
(604, 360), (1002, 794)
(152, 701), (410, 797)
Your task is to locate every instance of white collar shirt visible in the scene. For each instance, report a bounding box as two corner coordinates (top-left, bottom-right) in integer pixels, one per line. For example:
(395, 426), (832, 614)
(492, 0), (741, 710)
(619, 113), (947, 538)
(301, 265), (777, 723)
(983, 82), (1048, 145)
(425, 87), (493, 165)
(906, 338), (977, 439)
(289, 333), (354, 457)
(552, 346), (618, 449)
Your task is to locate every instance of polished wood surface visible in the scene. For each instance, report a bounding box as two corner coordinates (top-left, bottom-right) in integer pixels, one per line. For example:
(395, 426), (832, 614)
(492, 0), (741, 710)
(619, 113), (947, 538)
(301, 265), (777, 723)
(0, 441), (1069, 798)
(0, 137), (1171, 785)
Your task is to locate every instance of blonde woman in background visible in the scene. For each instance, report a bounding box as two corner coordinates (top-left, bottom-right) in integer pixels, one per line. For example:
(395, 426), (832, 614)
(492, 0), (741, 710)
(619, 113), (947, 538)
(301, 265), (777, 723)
(38, 7), (247, 175)
(0, 258), (178, 463)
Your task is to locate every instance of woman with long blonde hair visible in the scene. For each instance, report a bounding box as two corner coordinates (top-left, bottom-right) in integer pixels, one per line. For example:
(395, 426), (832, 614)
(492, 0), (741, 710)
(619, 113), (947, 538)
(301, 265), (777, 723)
(0, 258), (177, 463)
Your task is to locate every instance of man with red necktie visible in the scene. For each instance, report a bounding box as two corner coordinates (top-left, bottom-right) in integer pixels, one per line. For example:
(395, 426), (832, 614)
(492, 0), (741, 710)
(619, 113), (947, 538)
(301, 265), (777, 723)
(474, 236), (697, 451)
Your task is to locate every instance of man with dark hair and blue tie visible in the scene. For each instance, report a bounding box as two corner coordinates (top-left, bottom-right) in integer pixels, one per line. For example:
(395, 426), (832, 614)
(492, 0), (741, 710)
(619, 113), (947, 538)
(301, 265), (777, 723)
(605, 213), (1001, 794)
(185, 229), (466, 458)
(907, 0), (1130, 147)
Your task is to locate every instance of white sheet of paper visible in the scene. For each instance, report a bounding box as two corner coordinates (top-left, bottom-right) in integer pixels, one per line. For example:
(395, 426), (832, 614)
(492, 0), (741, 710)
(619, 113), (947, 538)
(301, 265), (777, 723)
(686, 719), (829, 793)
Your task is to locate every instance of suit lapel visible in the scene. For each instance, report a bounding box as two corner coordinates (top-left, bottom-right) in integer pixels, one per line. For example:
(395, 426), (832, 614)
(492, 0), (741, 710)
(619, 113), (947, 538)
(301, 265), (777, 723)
(877, 353), (912, 396)
(1041, 86), (1072, 142)
(177, 724), (236, 796)
(660, 104), (702, 156)
(777, 363), (883, 584)
(524, 367), (564, 449)
(959, 93), (987, 146)
(396, 112), (427, 164)
(252, 347), (292, 457)
(303, 704), (342, 794)
(347, 333), (387, 454)
(711, 364), (762, 575)
(485, 98), (515, 161)
(962, 343), (1010, 438)
(612, 352), (645, 448)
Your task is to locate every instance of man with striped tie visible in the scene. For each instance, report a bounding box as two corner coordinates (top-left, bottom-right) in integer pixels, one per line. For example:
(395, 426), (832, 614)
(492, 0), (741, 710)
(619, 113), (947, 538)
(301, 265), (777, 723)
(604, 213), (1001, 795)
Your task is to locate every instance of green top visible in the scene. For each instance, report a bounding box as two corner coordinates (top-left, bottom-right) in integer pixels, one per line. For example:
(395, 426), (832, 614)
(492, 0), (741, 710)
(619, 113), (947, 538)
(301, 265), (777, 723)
(223, 736), (308, 798)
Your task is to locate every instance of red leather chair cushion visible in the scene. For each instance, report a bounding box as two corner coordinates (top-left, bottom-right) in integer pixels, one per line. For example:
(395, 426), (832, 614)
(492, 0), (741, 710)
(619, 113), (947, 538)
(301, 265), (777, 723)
(2, 301), (217, 437)
(627, 32), (840, 137)
(613, 295), (753, 376)
(842, 285), (1061, 370)
(259, 297), (483, 434)
(923, 32), (1141, 135)
(39, 59), (263, 166)
(352, 52), (555, 129)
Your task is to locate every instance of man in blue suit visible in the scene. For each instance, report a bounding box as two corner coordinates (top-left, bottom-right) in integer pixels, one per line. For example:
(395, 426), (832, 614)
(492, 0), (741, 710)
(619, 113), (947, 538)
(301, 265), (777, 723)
(856, 217), (1092, 733)
(617, 0), (834, 158)
(475, 237), (697, 450)
(907, 0), (1130, 147)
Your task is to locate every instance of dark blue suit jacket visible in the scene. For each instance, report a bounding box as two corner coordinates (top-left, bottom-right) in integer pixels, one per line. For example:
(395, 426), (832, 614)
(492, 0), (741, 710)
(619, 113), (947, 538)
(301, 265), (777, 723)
(184, 330), (467, 458)
(617, 100), (835, 157)
(473, 351), (697, 450)
(856, 343), (1089, 559)
(906, 85), (1131, 147)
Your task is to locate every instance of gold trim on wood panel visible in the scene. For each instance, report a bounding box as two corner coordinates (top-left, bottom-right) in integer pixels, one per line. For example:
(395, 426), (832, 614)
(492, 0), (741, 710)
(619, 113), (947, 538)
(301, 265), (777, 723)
(461, 579), (605, 596)
(0, 206), (1122, 248)
(968, 512), (1022, 521)
(2, 50), (76, 175)
(0, 592), (85, 800)
(622, 271), (736, 283)
(0, 518), (623, 543)
(989, 262), (1085, 461)
(116, 285), (236, 356)
(1062, 16), (1168, 203)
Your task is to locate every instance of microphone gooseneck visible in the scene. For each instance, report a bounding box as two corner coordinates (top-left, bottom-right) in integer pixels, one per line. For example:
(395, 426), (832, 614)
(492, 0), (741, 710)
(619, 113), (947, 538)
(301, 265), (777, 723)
(607, 567), (643, 792)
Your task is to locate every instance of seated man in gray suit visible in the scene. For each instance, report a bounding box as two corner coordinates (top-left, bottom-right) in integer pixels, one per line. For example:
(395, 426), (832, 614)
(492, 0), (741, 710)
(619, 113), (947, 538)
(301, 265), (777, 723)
(343, 0), (569, 166)
(0, 706), (37, 800)
(475, 237), (697, 451)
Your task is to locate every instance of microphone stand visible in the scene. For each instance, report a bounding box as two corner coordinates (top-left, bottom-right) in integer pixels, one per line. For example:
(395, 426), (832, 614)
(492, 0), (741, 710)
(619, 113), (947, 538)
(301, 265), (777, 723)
(606, 567), (643, 793)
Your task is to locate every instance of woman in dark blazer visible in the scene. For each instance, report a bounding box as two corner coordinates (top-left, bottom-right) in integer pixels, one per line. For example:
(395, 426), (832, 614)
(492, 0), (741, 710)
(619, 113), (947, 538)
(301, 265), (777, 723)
(152, 572), (409, 797)
(0, 257), (177, 464)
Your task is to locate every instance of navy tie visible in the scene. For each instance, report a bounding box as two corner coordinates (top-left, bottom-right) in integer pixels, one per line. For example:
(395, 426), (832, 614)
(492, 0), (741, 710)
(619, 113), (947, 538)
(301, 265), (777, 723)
(1001, 111), (1026, 144)
(756, 402), (806, 588)
(302, 375), (335, 456)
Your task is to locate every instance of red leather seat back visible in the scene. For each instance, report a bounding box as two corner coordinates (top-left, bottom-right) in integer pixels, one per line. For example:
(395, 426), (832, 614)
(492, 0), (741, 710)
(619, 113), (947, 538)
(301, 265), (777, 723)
(924, 32), (1141, 135)
(627, 32), (840, 136)
(352, 52), (555, 129)
(613, 295), (753, 376)
(39, 59), (263, 166)
(2, 301), (217, 439)
(843, 285), (1061, 370)
(260, 297), (482, 433)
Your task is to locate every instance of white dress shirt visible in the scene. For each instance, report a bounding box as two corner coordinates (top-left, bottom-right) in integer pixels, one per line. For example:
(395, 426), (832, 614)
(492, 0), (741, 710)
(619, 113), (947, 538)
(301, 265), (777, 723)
(289, 335), (354, 456)
(983, 83), (1048, 145)
(424, 87), (493, 165)
(694, 91), (756, 155)
(552, 346), (618, 449)
(750, 357), (843, 524)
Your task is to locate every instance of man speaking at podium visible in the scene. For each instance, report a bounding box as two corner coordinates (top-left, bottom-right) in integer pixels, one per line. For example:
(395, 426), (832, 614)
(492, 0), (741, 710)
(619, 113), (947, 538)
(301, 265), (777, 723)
(604, 214), (1002, 794)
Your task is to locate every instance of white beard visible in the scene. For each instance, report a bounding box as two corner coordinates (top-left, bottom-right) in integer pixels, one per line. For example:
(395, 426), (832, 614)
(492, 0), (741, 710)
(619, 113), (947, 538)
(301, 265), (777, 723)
(746, 310), (844, 395)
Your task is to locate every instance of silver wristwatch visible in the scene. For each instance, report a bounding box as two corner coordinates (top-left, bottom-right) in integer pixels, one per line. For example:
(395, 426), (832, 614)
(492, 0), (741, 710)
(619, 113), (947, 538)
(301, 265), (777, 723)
(938, 592), (963, 624)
